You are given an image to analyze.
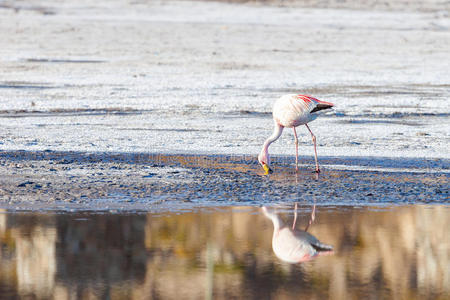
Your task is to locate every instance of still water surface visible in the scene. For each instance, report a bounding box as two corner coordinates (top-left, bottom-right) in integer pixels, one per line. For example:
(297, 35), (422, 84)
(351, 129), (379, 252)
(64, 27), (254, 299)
(0, 205), (448, 299)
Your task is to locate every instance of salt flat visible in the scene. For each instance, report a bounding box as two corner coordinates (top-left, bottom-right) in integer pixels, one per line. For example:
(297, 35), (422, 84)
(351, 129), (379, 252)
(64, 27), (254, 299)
(0, 0), (449, 160)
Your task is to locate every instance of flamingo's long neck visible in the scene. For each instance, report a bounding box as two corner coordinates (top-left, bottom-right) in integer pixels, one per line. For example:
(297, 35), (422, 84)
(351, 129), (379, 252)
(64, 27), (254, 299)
(270, 215), (283, 233)
(261, 123), (284, 159)
(262, 208), (284, 233)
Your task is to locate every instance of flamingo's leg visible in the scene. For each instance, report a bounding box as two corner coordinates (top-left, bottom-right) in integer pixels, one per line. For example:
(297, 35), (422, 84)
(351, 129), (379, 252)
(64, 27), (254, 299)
(292, 202), (298, 230)
(305, 124), (320, 173)
(293, 127), (299, 171)
(305, 204), (316, 232)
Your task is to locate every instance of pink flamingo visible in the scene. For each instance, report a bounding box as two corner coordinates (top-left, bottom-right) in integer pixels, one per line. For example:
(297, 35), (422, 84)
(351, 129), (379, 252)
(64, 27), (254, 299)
(262, 204), (333, 263)
(258, 94), (334, 174)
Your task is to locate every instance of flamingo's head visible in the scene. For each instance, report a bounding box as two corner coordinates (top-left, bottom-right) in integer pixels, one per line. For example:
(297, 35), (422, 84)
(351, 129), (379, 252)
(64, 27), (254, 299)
(258, 151), (273, 175)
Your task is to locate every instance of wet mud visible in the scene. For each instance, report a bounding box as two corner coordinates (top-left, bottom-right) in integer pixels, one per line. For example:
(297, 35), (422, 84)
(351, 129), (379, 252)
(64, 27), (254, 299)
(0, 151), (447, 211)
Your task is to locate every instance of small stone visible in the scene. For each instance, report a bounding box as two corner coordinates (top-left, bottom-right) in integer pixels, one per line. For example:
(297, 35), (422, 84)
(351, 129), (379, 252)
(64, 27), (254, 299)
(17, 181), (34, 187)
(416, 132), (430, 136)
(143, 173), (157, 178)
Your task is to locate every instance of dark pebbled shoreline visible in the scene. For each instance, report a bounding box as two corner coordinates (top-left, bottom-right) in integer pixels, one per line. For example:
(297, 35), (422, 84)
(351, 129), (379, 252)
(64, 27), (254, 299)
(0, 150), (448, 211)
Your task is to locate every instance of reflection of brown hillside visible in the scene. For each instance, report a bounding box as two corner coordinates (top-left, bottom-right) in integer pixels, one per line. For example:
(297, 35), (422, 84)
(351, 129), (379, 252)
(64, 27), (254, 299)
(0, 206), (448, 299)
(0, 213), (56, 299)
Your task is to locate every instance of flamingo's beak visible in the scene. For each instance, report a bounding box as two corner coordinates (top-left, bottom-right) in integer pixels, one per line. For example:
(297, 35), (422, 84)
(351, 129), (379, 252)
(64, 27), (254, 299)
(262, 163), (273, 175)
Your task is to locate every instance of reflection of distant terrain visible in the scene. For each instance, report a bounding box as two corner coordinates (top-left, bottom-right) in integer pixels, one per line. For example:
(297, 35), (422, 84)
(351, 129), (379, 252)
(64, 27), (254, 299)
(0, 206), (448, 299)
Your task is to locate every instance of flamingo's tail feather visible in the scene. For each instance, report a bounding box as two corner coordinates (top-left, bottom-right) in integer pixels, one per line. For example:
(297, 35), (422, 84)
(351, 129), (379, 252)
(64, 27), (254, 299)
(311, 241), (334, 252)
(311, 103), (333, 113)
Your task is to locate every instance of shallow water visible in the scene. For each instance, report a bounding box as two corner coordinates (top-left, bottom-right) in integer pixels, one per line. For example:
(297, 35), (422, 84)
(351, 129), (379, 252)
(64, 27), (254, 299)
(0, 205), (448, 299)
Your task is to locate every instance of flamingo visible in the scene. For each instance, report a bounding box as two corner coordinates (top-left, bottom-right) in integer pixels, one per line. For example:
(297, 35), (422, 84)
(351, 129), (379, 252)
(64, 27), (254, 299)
(262, 204), (333, 263)
(258, 94), (334, 174)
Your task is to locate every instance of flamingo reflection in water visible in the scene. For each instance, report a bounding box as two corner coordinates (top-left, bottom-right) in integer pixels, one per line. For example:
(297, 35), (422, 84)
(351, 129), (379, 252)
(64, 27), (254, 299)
(262, 204), (333, 263)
